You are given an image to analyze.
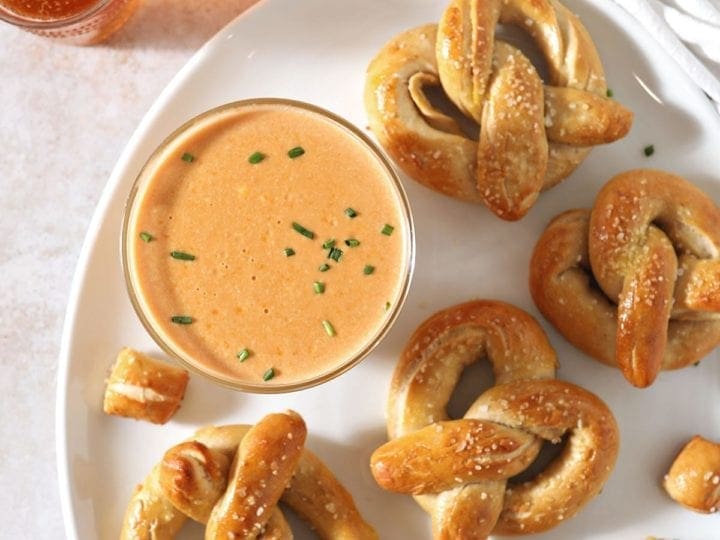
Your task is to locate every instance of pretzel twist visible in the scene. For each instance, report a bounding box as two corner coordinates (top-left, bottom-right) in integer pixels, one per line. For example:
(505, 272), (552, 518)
(530, 169), (720, 388)
(365, 0), (632, 220)
(372, 300), (618, 538)
(120, 411), (378, 540)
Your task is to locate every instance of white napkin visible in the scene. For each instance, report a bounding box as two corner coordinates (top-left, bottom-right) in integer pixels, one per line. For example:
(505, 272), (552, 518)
(614, 0), (720, 112)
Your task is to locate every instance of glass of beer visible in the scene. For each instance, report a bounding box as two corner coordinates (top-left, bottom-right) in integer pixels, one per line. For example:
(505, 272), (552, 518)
(0, 0), (139, 45)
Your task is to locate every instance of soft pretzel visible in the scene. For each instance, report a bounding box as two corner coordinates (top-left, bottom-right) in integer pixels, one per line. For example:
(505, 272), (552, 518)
(530, 169), (720, 387)
(663, 435), (720, 514)
(374, 300), (618, 538)
(103, 347), (189, 424)
(120, 411), (378, 539)
(364, 0), (632, 220)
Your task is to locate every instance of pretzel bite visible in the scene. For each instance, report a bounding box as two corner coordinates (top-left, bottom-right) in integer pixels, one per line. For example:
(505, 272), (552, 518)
(103, 347), (189, 424)
(664, 435), (720, 513)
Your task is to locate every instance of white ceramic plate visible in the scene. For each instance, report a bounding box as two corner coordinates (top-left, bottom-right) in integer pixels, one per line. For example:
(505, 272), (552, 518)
(57, 0), (720, 538)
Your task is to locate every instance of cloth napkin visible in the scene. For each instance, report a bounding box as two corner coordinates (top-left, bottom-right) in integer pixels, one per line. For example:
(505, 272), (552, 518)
(613, 0), (720, 112)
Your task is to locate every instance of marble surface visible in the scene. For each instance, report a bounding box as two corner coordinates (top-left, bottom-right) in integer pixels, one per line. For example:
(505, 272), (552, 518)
(0, 1), (257, 536)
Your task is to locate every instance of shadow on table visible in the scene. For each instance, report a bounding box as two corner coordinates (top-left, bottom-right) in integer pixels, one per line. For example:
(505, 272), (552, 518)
(106, 0), (261, 50)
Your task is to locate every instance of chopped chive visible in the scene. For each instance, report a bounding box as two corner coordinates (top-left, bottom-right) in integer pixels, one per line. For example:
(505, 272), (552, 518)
(322, 238), (336, 249)
(381, 224), (395, 236)
(385, 301), (391, 311)
(363, 265), (375, 275)
(644, 144), (655, 157)
(283, 247), (296, 257)
(262, 367), (275, 381)
(693, 361), (700, 367)
(322, 320), (336, 337)
(345, 238), (360, 247)
(170, 251), (196, 261)
(344, 207), (358, 218)
(319, 263), (331, 272)
(328, 247), (343, 262)
(181, 152), (195, 163)
(171, 315), (193, 324)
(313, 281), (325, 294)
(292, 222), (315, 239)
(606, 88), (614, 98)
(288, 146), (305, 158)
(139, 231), (154, 242)
(236, 348), (251, 362)
(248, 151), (266, 164)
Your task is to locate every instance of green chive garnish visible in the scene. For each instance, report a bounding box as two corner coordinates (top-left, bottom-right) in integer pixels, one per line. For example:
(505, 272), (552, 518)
(328, 247), (343, 262)
(237, 348), (251, 362)
(313, 281), (325, 294)
(170, 251), (196, 261)
(248, 151), (266, 164)
(283, 248), (296, 257)
(644, 144), (655, 157)
(345, 207), (358, 218)
(288, 146), (305, 158)
(363, 265), (375, 275)
(139, 231), (154, 242)
(385, 301), (391, 311)
(181, 152), (195, 163)
(263, 367), (275, 381)
(322, 320), (336, 337)
(319, 263), (330, 272)
(322, 238), (336, 249)
(292, 222), (315, 239)
(171, 315), (193, 324)
(606, 88), (614, 98)
(345, 238), (360, 247)
(381, 224), (395, 236)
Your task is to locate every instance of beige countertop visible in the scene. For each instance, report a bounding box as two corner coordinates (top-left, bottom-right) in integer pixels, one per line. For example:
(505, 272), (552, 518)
(0, 1), (256, 536)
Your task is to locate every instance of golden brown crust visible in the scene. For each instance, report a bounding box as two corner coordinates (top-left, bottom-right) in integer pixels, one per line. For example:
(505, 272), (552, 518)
(159, 441), (231, 524)
(530, 169), (720, 387)
(120, 413), (378, 540)
(371, 419), (538, 494)
(120, 465), (187, 540)
(283, 450), (378, 540)
(365, 0), (632, 220)
(470, 380), (619, 534)
(376, 300), (618, 538)
(664, 435), (720, 514)
(103, 347), (189, 425)
(205, 412), (307, 539)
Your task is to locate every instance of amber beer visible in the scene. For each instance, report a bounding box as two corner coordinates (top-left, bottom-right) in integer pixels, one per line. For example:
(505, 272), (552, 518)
(0, 0), (138, 44)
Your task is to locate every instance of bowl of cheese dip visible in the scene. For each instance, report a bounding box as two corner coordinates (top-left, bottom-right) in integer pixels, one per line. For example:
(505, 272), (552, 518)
(122, 99), (414, 392)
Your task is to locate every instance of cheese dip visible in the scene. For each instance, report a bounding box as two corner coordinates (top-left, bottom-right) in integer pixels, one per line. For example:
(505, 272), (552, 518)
(123, 99), (413, 391)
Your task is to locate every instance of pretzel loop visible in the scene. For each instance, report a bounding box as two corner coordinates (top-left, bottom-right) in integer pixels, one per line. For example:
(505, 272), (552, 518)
(372, 300), (620, 538)
(530, 169), (720, 387)
(365, 0), (633, 220)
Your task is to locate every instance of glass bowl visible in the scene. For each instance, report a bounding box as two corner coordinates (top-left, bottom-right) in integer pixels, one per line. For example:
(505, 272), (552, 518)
(122, 98), (415, 393)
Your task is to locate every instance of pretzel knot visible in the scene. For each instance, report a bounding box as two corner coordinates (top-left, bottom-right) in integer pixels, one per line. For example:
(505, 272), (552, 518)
(371, 300), (618, 538)
(365, 0), (633, 220)
(120, 411), (378, 539)
(530, 169), (720, 388)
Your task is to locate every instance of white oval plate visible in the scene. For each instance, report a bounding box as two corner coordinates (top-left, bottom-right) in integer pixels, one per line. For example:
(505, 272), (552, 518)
(57, 0), (720, 538)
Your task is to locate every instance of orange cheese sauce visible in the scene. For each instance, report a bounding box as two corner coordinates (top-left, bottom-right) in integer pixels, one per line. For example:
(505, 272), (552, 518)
(126, 102), (411, 388)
